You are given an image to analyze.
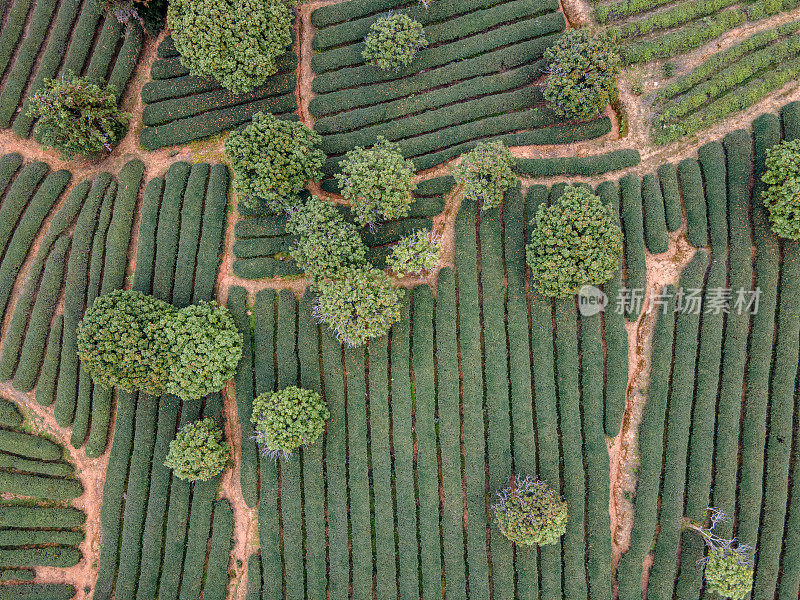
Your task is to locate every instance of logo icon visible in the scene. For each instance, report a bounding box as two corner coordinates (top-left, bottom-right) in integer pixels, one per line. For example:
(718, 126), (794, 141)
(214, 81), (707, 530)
(578, 285), (608, 316)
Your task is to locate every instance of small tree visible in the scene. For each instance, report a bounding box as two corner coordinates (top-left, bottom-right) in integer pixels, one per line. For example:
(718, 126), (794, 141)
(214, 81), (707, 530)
(387, 229), (440, 275)
(226, 112), (326, 213)
(28, 75), (129, 160)
(164, 418), (230, 481)
(251, 386), (330, 459)
(686, 508), (754, 600)
(77, 290), (175, 394)
(363, 13), (428, 72)
(526, 185), (622, 298)
(98, 0), (168, 35)
(335, 137), (417, 226)
(543, 29), (621, 121)
(167, 0), (292, 93)
(314, 267), (405, 346)
(492, 475), (568, 546)
(453, 141), (517, 210)
(286, 196), (368, 282)
(761, 139), (800, 239)
(158, 302), (243, 401)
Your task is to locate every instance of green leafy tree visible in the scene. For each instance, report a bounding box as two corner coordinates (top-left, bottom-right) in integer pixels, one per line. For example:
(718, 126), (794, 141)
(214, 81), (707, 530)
(453, 141), (517, 210)
(98, 0), (168, 35)
(314, 267), (405, 346)
(158, 302), (243, 401)
(164, 418), (230, 481)
(286, 196), (368, 282)
(492, 475), (568, 546)
(387, 229), (440, 275)
(27, 75), (129, 160)
(76, 290), (175, 394)
(335, 137), (417, 225)
(225, 112), (326, 213)
(761, 139), (800, 239)
(251, 386), (330, 458)
(167, 0), (292, 93)
(363, 13), (428, 72)
(526, 185), (622, 298)
(543, 29), (621, 120)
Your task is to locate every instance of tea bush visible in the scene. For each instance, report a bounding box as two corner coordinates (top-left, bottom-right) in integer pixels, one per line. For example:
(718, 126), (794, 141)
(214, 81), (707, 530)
(761, 139), (800, 239)
(251, 386), (330, 458)
(453, 141), (516, 210)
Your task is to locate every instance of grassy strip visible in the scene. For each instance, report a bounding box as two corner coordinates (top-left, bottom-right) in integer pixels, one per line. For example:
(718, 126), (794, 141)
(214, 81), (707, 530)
(106, 23), (143, 94)
(84, 17), (124, 82)
(131, 177), (163, 294)
(0, 0), (32, 75)
(232, 257), (302, 280)
(0, 154), (23, 193)
(152, 162), (190, 301)
(193, 164), (228, 303)
(620, 174), (646, 319)
(0, 400), (22, 428)
(613, 0), (739, 40)
(595, 0), (675, 23)
(0, 506), (84, 528)
(677, 159), (708, 247)
(0, 470), (81, 500)
(59, 0), (103, 77)
(0, 428), (62, 461)
(0, 450), (72, 477)
(656, 164), (682, 232)
(435, 268), (468, 600)
(232, 236), (296, 260)
(171, 163), (208, 307)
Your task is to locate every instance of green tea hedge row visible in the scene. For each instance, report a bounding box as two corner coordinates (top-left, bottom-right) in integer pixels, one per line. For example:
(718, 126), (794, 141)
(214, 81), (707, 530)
(746, 0), (800, 19)
(642, 173), (669, 254)
(623, 9), (745, 63)
(234, 216), (287, 239)
(697, 142), (728, 251)
(10, 238), (70, 391)
(0, 505), (84, 529)
(516, 149), (639, 177)
(595, 0), (674, 23)
(59, 0), (102, 78)
(150, 56), (189, 80)
(656, 164), (682, 231)
(140, 98), (297, 150)
(315, 61), (545, 136)
(10, 0), (82, 137)
(0, 400), (21, 428)
(612, 0), (738, 40)
(232, 257), (301, 279)
(0, 530), (82, 548)
(0, 0), (32, 76)
(0, 571), (34, 582)
(311, 0), (401, 28)
(655, 23), (800, 102)
(0, 428), (62, 462)
(84, 17), (124, 82)
(142, 73), (295, 127)
(0, 0), (57, 128)
(202, 500), (233, 600)
(0, 471), (81, 501)
(0, 584), (75, 599)
(310, 35), (557, 117)
(0, 548), (80, 568)
(54, 174), (110, 427)
(313, 0), (554, 72)
(620, 174), (646, 318)
(0, 155), (22, 193)
(106, 24), (143, 94)
(677, 159), (708, 247)
(232, 236), (296, 259)
(312, 12), (564, 95)
(193, 165), (229, 303)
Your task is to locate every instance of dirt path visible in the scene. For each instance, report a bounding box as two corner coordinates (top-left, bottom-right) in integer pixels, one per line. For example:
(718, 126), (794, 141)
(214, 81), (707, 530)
(0, 384), (109, 600)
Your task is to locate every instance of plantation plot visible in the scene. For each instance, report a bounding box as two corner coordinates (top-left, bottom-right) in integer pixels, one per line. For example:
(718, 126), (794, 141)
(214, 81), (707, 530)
(232, 176), (451, 279)
(0, 397), (83, 599)
(139, 36), (298, 150)
(0, 0), (142, 137)
(92, 161), (231, 600)
(616, 106), (800, 600)
(309, 0), (612, 175)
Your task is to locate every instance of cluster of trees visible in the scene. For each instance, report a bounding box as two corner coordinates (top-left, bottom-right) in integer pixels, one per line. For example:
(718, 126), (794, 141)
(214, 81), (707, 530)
(76, 290), (243, 401)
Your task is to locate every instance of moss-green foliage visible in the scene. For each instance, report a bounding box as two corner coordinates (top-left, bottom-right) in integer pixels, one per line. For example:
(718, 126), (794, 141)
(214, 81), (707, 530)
(76, 290), (174, 394)
(491, 475), (567, 547)
(386, 229), (440, 274)
(225, 112), (326, 213)
(285, 196), (368, 282)
(164, 418), (230, 481)
(0, 399), (22, 428)
(27, 75), (129, 160)
(526, 185), (622, 298)
(314, 267), (405, 346)
(704, 548), (753, 600)
(167, 0), (292, 93)
(453, 141), (516, 209)
(543, 28), (620, 120)
(761, 139), (800, 239)
(251, 386), (330, 457)
(335, 137), (416, 225)
(362, 13), (428, 72)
